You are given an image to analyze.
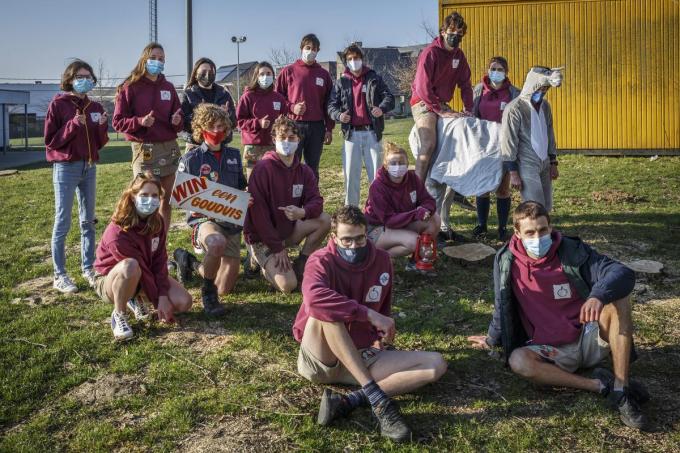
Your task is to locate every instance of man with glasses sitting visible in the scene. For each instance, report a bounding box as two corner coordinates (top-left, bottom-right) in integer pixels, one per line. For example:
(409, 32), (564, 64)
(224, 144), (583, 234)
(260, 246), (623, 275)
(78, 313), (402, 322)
(291, 205), (447, 442)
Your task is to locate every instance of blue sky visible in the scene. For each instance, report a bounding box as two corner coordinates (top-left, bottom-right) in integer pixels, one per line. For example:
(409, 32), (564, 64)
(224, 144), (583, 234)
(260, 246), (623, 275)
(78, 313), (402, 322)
(1, 0), (438, 84)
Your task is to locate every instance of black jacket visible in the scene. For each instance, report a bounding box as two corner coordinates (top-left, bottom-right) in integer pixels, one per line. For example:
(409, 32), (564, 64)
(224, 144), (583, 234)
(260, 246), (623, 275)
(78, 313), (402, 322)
(180, 83), (237, 144)
(327, 69), (394, 141)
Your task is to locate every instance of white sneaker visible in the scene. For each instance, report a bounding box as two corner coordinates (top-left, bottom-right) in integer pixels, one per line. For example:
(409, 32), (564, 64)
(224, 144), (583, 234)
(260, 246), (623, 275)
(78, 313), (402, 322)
(111, 310), (134, 341)
(53, 275), (78, 294)
(127, 297), (150, 321)
(82, 268), (97, 288)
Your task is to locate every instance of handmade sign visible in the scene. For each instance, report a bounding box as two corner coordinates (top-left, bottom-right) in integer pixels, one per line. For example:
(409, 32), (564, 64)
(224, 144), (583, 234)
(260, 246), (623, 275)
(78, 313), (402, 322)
(170, 172), (250, 226)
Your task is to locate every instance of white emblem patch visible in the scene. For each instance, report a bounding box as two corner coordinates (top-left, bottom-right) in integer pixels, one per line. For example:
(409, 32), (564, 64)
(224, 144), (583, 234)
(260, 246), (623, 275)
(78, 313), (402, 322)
(315, 77), (324, 86)
(452, 59), (460, 69)
(151, 237), (160, 252)
(500, 102), (507, 110)
(361, 85), (367, 93)
(379, 272), (390, 286)
(553, 283), (572, 300)
(410, 190), (417, 204)
(292, 184), (304, 198)
(366, 285), (382, 303)
(160, 90), (171, 101)
(177, 162), (186, 172)
(90, 112), (101, 123)
(226, 158), (237, 165)
(273, 101), (281, 111)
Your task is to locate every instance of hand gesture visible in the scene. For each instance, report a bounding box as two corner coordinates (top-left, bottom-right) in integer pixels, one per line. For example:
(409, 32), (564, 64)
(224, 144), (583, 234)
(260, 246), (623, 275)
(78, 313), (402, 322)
(278, 205), (305, 221)
(273, 249), (292, 272)
(579, 297), (604, 324)
(140, 110), (155, 127)
(156, 296), (175, 323)
(259, 115), (271, 129)
(467, 335), (490, 350)
(367, 310), (395, 344)
(171, 108), (183, 126)
(371, 106), (383, 118)
(323, 131), (332, 145)
(293, 101), (306, 115)
(99, 111), (109, 126)
(74, 110), (86, 125)
(339, 110), (351, 124)
(509, 171), (522, 190)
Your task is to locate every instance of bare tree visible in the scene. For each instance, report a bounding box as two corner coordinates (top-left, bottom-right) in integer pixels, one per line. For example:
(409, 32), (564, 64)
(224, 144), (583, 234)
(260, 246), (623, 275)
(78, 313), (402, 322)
(421, 20), (438, 40)
(269, 46), (298, 74)
(390, 56), (417, 98)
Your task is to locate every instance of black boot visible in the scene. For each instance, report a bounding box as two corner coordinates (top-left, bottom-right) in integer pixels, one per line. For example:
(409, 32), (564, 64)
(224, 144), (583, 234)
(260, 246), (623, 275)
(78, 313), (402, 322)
(317, 388), (352, 426)
(173, 248), (197, 285)
(201, 280), (226, 316)
(372, 399), (412, 442)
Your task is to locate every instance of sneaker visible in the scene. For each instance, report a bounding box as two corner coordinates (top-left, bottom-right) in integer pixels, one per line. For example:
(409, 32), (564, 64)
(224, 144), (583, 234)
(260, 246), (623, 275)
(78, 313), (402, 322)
(111, 309), (134, 341)
(404, 259), (418, 273)
(317, 388), (352, 426)
(451, 192), (475, 211)
(372, 399), (412, 442)
(472, 224), (488, 239)
(53, 275), (78, 294)
(201, 284), (226, 316)
(127, 297), (150, 321)
(497, 227), (510, 242)
(82, 268), (97, 288)
(608, 388), (648, 430)
(592, 368), (650, 405)
(173, 248), (196, 285)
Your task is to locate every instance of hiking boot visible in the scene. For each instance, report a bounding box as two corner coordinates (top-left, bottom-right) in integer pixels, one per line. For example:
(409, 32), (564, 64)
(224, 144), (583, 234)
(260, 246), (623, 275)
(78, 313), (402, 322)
(497, 227), (510, 242)
(82, 268), (97, 288)
(54, 274), (78, 294)
(317, 388), (352, 426)
(372, 399), (412, 443)
(127, 297), (150, 321)
(201, 284), (226, 316)
(173, 248), (196, 284)
(608, 388), (648, 430)
(592, 368), (650, 405)
(293, 254), (308, 284)
(242, 249), (260, 278)
(111, 309), (133, 341)
(472, 224), (488, 239)
(451, 192), (475, 211)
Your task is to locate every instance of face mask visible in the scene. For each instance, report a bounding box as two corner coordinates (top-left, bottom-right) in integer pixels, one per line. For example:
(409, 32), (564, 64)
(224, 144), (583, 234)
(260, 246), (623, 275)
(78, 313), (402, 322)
(72, 78), (94, 94)
(522, 234), (552, 258)
(446, 33), (462, 48)
(347, 59), (363, 72)
(336, 243), (369, 264)
(387, 164), (408, 179)
(258, 75), (273, 89)
(197, 72), (215, 87)
(301, 49), (317, 63)
(531, 91), (545, 104)
(146, 59), (164, 75)
(134, 195), (160, 217)
(203, 129), (227, 147)
(275, 140), (298, 156)
(488, 70), (506, 84)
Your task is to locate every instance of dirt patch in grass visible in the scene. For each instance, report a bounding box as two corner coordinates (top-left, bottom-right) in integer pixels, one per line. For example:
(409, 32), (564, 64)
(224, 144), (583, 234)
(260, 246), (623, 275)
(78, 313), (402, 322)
(12, 276), (59, 305)
(169, 221), (190, 232)
(592, 189), (648, 204)
(67, 373), (146, 406)
(156, 327), (235, 354)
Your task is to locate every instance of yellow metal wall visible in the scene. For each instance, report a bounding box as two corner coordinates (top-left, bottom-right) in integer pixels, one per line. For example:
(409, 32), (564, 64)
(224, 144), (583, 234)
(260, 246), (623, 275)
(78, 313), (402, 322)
(440, 0), (680, 150)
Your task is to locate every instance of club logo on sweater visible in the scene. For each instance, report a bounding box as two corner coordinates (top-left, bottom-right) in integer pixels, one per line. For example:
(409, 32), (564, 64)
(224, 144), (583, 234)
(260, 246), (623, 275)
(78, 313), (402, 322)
(90, 112), (101, 123)
(379, 272), (389, 286)
(315, 77), (324, 86)
(178, 162), (186, 172)
(410, 190), (417, 204)
(273, 101), (281, 111)
(452, 59), (460, 69)
(553, 283), (572, 300)
(366, 285), (382, 303)
(160, 90), (171, 101)
(361, 85), (367, 93)
(500, 102), (507, 110)
(200, 164), (211, 175)
(151, 237), (160, 252)
(292, 184), (303, 198)
(226, 158), (238, 165)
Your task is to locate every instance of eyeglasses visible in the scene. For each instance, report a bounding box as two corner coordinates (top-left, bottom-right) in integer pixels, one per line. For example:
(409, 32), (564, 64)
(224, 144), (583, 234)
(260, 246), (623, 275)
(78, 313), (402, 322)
(337, 234), (367, 247)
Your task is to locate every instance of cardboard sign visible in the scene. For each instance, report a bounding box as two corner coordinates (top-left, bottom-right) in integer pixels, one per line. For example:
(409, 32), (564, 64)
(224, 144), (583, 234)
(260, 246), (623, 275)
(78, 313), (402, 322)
(170, 172), (250, 226)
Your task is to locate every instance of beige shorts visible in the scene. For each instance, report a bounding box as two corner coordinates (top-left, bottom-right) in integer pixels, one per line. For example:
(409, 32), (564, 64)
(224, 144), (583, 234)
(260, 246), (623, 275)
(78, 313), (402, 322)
(243, 144), (271, 169)
(93, 273), (141, 304)
(297, 344), (383, 385)
(131, 140), (181, 177)
(367, 224), (385, 244)
(246, 241), (277, 269)
(526, 322), (611, 373)
(192, 220), (241, 258)
(412, 101), (451, 123)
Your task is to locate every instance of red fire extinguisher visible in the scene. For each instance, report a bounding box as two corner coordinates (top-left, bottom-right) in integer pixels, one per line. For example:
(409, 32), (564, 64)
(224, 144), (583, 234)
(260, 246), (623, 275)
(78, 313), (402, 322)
(414, 232), (437, 271)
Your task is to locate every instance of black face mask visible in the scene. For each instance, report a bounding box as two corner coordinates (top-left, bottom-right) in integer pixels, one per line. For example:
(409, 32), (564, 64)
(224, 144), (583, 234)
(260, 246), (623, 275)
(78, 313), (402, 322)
(446, 33), (462, 48)
(197, 72), (215, 87)
(336, 244), (369, 264)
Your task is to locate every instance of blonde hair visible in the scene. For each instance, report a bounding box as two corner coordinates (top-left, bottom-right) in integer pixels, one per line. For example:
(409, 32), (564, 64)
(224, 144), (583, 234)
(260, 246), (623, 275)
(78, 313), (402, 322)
(191, 103), (231, 143)
(111, 172), (164, 236)
(116, 43), (164, 96)
(382, 141), (409, 167)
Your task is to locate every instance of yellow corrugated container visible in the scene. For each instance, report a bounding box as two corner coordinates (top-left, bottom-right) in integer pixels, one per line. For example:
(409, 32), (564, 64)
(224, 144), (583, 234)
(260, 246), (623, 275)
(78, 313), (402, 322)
(440, 0), (680, 153)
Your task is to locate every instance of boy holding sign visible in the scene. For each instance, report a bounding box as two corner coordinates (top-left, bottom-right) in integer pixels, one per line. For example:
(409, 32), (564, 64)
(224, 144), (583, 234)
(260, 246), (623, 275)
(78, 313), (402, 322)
(173, 104), (247, 316)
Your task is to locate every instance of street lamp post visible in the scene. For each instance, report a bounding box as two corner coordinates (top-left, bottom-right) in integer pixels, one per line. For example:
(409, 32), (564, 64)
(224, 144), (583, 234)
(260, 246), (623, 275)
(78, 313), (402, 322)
(231, 35), (247, 100)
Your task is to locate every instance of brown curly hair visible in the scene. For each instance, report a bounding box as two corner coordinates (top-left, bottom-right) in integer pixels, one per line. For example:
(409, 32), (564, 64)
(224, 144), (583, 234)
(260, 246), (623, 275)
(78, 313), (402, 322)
(191, 103), (232, 143)
(381, 141), (409, 167)
(271, 115), (299, 140)
(111, 172), (164, 236)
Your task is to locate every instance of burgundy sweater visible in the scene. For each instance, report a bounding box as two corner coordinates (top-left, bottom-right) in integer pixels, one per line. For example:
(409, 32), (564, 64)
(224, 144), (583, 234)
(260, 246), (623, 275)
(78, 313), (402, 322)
(477, 76), (514, 123)
(236, 87), (289, 145)
(343, 67), (372, 127)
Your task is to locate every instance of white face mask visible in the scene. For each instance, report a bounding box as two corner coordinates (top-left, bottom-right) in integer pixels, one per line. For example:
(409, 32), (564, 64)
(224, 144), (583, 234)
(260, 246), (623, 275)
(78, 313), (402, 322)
(387, 164), (408, 179)
(347, 59), (363, 72)
(258, 74), (273, 89)
(275, 140), (298, 156)
(301, 49), (317, 63)
(134, 195), (160, 217)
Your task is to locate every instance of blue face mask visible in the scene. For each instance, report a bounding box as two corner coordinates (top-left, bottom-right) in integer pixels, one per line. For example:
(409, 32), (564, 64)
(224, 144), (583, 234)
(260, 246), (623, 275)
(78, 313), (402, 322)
(531, 91), (545, 104)
(146, 59), (164, 75)
(72, 78), (94, 94)
(135, 195), (160, 217)
(488, 70), (506, 84)
(522, 234), (552, 258)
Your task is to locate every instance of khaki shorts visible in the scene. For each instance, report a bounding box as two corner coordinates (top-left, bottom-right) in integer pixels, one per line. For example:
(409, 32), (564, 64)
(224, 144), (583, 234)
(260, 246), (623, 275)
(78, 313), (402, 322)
(131, 140), (181, 177)
(297, 344), (383, 385)
(526, 322), (611, 373)
(243, 144), (271, 169)
(93, 273), (141, 304)
(412, 101), (451, 123)
(247, 241), (279, 269)
(367, 224), (385, 244)
(191, 220), (241, 258)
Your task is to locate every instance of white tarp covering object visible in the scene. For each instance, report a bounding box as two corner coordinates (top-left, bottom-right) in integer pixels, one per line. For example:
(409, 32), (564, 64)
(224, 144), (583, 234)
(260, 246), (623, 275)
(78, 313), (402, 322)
(409, 117), (503, 197)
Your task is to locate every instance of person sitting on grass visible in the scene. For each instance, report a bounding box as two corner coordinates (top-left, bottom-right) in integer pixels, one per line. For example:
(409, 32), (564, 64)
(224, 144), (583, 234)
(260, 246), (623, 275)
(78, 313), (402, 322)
(363, 142), (440, 274)
(468, 201), (649, 430)
(293, 205), (447, 443)
(173, 104), (247, 317)
(243, 116), (331, 293)
(94, 172), (192, 341)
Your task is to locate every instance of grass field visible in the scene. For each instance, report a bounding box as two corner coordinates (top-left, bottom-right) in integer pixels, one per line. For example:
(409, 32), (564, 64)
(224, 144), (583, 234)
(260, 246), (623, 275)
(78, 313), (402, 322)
(1, 118), (679, 452)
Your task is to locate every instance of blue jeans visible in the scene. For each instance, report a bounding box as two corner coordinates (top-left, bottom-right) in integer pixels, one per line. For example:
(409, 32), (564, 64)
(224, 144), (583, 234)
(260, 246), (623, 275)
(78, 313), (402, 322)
(342, 130), (382, 206)
(51, 161), (97, 277)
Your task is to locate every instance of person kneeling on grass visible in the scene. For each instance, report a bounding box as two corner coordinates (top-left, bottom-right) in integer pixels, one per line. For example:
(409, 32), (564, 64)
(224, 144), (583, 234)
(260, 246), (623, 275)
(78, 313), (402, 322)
(468, 201), (649, 430)
(173, 104), (247, 316)
(243, 116), (331, 293)
(292, 206), (447, 442)
(363, 142), (440, 275)
(94, 172), (192, 341)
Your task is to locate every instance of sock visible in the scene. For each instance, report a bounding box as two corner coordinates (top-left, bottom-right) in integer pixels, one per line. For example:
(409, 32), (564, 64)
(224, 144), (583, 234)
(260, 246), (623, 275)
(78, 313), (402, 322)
(342, 389), (369, 409)
(613, 381), (625, 392)
(362, 380), (389, 408)
(476, 196), (490, 227)
(496, 197), (511, 230)
(202, 277), (216, 292)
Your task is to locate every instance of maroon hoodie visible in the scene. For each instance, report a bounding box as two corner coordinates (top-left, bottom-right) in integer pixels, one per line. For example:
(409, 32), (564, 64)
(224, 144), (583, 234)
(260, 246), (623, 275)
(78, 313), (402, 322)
(94, 221), (169, 307)
(509, 231), (585, 346)
(274, 59), (335, 132)
(243, 151), (323, 253)
(236, 87), (289, 145)
(112, 74), (182, 143)
(44, 93), (109, 163)
(293, 239), (392, 349)
(410, 36), (473, 113)
(364, 167), (436, 228)
(343, 67), (372, 127)
(477, 76), (513, 123)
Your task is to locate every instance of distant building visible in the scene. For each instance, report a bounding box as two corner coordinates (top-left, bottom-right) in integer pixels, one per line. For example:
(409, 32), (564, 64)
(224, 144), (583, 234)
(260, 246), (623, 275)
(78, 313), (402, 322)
(0, 83), (60, 144)
(216, 61), (258, 101)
